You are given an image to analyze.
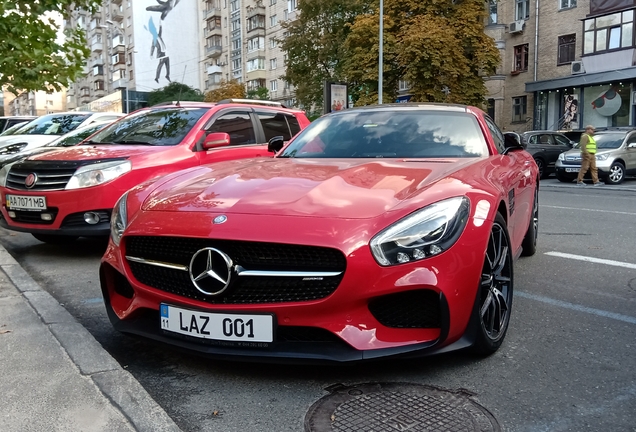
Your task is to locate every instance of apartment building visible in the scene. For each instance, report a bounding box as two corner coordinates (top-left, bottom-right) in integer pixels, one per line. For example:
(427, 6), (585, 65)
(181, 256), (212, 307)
(487, 0), (636, 132)
(201, 0), (297, 107)
(3, 90), (66, 117)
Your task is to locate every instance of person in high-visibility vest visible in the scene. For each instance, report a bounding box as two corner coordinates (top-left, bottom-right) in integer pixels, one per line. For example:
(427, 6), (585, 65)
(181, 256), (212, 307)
(576, 125), (602, 186)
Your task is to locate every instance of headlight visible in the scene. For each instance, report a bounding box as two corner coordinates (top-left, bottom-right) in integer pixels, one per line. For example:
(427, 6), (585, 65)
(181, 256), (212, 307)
(0, 143), (27, 155)
(65, 160), (131, 190)
(370, 196), (470, 266)
(0, 164), (11, 187)
(595, 153), (609, 161)
(557, 153), (565, 161)
(110, 192), (128, 247)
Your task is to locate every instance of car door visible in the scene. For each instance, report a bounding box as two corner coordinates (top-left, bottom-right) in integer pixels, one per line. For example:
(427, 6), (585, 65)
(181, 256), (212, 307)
(197, 109), (270, 164)
(624, 132), (636, 175)
(545, 133), (572, 170)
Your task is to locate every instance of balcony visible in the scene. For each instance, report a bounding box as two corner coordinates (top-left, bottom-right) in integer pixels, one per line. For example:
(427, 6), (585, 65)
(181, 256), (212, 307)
(111, 8), (123, 22)
(205, 26), (222, 37)
(206, 45), (222, 58)
(246, 48), (266, 60)
(246, 69), (267, 80)
(207, 65), (223, 75)
(111, 0), (122, 4)
(246, 4), (266, 20)
(91, 42), (103, 52)
(204, 7), (221, 18)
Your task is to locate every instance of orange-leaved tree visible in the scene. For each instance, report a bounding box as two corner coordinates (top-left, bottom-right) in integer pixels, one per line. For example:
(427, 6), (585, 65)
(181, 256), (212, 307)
(204, 79), (246, 102)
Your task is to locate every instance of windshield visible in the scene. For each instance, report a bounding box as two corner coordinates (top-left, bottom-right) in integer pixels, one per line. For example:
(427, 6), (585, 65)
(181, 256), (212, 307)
(279, 110), (488, 158)
(87, 108), (208, 146)
(16, 113), (91, 136)
(592, 133), (626, 149)
(46, 122), (112, 148)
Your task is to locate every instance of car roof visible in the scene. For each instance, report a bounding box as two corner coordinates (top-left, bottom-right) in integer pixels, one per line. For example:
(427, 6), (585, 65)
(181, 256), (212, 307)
(149, 99), (306, 114)
(327, 102), (471, 113)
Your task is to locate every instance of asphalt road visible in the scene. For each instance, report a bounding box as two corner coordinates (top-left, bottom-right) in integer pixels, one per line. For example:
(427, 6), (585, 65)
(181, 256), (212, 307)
(1, 177), (635, 431)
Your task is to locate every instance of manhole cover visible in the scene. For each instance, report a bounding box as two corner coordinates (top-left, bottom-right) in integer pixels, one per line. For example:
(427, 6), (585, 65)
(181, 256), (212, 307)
(305, 382), (501, 432)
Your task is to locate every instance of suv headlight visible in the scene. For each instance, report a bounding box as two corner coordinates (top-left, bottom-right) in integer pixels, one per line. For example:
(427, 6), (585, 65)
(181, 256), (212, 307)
(370, 196), (470, 266)
(110, 192), (128, 246)
(558, 153), (565, 161)
(0, 163), (11, 187)
(595, 153), (609, 161)
(66, 160), (131, 190)
(0, 143), (27, 155)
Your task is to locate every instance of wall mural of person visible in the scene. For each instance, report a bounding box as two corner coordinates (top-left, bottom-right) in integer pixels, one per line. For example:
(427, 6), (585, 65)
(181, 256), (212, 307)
(145, 0), (181, 84)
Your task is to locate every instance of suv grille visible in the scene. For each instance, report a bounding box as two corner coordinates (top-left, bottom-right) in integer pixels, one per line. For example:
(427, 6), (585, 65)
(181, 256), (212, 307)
(125, 236), (346, 304)
(7, 160), (81, 191)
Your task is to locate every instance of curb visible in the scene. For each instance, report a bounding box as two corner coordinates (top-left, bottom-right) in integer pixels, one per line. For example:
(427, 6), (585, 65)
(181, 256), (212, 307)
(0, 245), (180, 432)
(540, 181), (636, 193)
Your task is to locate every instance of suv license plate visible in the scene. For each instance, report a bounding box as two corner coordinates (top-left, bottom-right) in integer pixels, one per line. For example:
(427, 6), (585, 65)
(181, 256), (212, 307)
(565, 168), (579, 173)
(160, 304), (274, 342)
(6, 194), (47, 211)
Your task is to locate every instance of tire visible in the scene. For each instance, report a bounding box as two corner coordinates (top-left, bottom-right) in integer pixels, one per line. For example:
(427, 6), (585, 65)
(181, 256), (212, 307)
(470, 212), (514, 355)
(534, 157), (547, 179)
(556, 171), (573, 183)
(604, 161), (625, 185)
(31, 234), (79, 245)
(521, 187), (538, 257)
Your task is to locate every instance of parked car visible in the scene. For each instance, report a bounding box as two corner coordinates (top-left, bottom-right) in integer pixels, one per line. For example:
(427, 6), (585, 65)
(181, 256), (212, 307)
(0, 116), (36, 134)
(555, 128), (636, 184)
(0, 111), (124, 156)
(519, 131), (575, 179)
(0, 121), (31, 137)
(0, 100), (310, 244)
(99, 103), (539, 362)
(0, 120), (115, 169)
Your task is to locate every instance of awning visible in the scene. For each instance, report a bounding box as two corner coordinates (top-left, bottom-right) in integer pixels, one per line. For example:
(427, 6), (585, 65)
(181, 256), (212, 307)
(525, 67), (636, 93)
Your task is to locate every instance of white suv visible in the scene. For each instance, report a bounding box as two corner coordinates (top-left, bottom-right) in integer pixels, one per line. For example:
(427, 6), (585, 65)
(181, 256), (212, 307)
(0, 112), (124, 156)
(555, 128), (636, 184)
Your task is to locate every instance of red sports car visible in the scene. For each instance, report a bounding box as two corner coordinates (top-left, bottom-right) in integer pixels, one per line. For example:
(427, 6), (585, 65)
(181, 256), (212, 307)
(100, 103), (539, 362)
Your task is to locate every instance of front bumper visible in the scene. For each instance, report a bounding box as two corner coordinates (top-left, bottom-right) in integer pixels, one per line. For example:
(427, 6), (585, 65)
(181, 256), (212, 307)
(555, 156), (613, 177)
(100, 210), (492, 362)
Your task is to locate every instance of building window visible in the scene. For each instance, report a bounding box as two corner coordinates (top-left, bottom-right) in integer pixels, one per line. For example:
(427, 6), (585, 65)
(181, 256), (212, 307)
(230, 0), (239, 12)
(288, 0), (297, 11)
(487, 98), (495, 122)
(270, 0), (276, 4)
(269, 37), (277, 48)
(584, 10), (634, 54)
(93, 80), (105, 91)
(512, 96), (527, 123)
(284, 9), (288, 20)
(270, 15), (277, 27)
(270, 58), (277, 69)
(247, 58), (265, 72)
(247, 36), (264, 52)
(398, 80), (410, 91)
(112, 52), (125, 65)
(560, 0), (576, 9)
(515, 0), (529, 20)
(488, 0), (497, 25)
(270, 80), (278, 91)
(557, 34), (576, 65)
(232, 59), (241, 70)
(513, 44), (529, 71)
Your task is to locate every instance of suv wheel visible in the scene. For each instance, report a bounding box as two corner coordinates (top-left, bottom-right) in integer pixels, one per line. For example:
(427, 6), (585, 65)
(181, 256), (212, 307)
(605, 161), (625, 185)
(534, 157), (546, 179)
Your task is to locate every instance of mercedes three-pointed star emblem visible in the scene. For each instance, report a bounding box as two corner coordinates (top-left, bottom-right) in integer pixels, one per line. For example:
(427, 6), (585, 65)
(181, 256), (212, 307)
(188, 247), (233, 296)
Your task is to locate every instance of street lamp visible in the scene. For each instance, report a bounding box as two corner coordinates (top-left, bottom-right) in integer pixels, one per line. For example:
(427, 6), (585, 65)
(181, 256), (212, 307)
(378, 0), (383, 104)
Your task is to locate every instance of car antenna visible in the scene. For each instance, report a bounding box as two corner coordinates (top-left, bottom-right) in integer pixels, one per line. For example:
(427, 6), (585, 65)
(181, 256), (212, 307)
(175, 65), (187, 107)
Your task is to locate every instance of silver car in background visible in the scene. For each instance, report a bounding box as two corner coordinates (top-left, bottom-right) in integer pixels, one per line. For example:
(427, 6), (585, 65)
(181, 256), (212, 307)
(555, 128), (636, 185)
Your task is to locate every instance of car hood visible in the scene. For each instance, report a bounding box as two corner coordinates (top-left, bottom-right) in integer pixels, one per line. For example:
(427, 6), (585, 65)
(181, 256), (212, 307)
(560, 147), (613, 158)
(0, 146), (57, 166)
(26, 145), (165, 162)
(0, 135), (57, 149)
(140, 158), (476, 219)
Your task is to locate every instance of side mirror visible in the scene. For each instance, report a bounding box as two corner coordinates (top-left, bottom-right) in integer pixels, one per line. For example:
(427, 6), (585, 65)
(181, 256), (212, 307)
(202, 132), (230, 150)
(503, 132), (525, 153)
(267, 135), (285, 153)
(628, 142), (636, 149)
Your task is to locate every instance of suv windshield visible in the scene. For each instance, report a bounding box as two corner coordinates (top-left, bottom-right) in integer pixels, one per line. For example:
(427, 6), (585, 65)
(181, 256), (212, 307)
(16, 114), (91, 136)
(88, 108), (208, 146)
(593, 133), (626, 149)
(46, 122), (111, 148)
(279, 110), (488, 158)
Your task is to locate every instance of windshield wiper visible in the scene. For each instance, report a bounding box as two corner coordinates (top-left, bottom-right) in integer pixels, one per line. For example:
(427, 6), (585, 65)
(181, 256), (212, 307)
(109, 140), (155, 145)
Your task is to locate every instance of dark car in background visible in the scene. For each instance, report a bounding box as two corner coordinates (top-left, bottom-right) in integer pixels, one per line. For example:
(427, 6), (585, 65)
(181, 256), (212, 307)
(521, 131), (575, 179)
(0, 116), (36, 134)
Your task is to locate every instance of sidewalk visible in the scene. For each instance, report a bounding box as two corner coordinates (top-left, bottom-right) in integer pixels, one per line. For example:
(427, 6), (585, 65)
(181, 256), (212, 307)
(0, 244), (180, 432)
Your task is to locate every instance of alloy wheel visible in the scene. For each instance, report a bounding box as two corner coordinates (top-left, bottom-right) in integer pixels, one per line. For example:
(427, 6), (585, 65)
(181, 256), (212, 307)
(608, 164), (624, 183)
(479, 222), (512, 343)
(534, 158), (544, 178)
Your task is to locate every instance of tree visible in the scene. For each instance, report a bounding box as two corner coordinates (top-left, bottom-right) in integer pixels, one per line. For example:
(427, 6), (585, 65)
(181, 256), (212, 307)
(147, 82), (204, 106)
(0, 1), (103, 94)
(343, 0), (500, 106)
(281, 0), (368, 111)
(247, 86), (269, 100)
(204, 79), (246, 102)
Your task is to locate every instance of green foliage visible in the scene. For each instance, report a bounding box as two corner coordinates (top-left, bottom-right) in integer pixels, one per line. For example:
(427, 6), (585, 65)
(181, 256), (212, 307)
(247, 87), (269, 100)
(281, 0), (369, 110)
(204, 79), (246, 102)
(282, 0), (500, 108)
(148, 82), (204, 106)
(0, 0), (103, 94)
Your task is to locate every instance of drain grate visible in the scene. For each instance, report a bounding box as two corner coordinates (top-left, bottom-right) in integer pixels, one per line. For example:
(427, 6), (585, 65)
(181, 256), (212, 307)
(305, 382), (501, 432)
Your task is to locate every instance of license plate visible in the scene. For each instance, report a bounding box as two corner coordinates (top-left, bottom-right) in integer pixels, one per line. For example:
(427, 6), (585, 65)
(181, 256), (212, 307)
(565, 168), (579, 173)
(6, 194), (47, 211)
(160, 304), (274, 342)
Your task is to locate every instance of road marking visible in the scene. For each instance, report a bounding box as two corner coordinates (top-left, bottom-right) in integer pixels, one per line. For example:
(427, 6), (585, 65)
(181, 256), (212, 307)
(545, 251), (636, 270)
(542, 205), (636, 216)
(516, 291), (636, 325)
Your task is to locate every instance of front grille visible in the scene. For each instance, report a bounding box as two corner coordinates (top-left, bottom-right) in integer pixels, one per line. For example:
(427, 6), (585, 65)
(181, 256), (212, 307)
(7, 160), (82, 191)
(61, 210), (111, 228)
(7, 208), (58, 224)
(369, 290), (441, 328)
(125, 236), (346, 304)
